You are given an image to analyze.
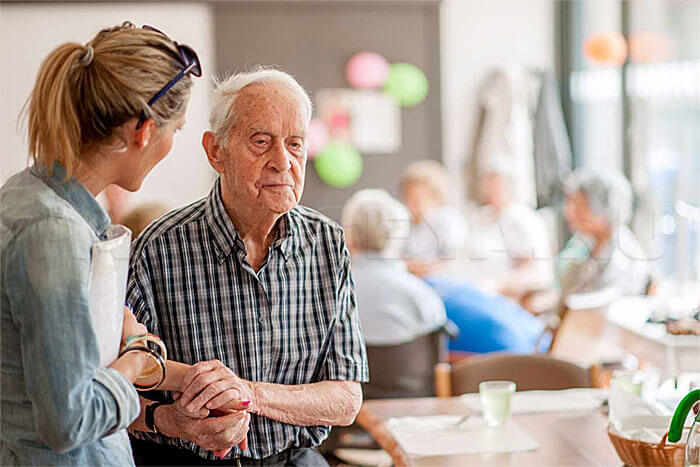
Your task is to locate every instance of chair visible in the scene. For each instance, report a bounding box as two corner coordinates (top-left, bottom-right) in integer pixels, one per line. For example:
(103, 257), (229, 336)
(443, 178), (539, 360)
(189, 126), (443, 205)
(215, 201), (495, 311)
(323, 328), (450, 465)
(364, 328), (448, 399)
(434, 353), (593, 397)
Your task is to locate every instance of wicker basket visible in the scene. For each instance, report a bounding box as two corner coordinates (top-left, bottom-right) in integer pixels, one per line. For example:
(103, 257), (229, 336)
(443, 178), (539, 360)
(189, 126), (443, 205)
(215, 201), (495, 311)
(607, 429), (685, 466)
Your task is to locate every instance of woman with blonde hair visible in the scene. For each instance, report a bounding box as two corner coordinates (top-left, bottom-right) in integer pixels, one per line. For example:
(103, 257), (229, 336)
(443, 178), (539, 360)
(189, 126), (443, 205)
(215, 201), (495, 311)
(400, 159), (467, 276)
(1, 22), (200, 465)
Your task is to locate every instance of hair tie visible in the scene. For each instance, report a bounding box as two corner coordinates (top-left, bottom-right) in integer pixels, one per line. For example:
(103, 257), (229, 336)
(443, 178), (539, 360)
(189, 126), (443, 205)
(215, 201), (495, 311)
(80, 45), (94, 67)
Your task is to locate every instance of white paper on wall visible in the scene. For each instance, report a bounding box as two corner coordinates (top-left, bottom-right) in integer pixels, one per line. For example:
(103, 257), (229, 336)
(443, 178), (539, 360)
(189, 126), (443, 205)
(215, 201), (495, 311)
(349, 90), (401, 153)
(315, 88), (402, 154)
(88, 224), (131, 367)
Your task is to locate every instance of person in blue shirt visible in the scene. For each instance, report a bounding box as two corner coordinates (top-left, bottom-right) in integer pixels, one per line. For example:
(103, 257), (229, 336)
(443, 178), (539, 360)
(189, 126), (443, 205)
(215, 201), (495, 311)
(0, 22), (200, 465)
(426, 276), (549, 354)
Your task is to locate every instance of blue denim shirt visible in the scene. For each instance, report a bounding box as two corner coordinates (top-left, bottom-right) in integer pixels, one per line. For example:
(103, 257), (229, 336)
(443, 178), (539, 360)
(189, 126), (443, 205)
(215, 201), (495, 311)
(1, 164), (139, 466)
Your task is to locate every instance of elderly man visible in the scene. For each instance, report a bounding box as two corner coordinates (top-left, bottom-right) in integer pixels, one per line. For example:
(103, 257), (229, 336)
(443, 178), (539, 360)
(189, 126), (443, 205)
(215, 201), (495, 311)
(126, 69), (368, 466)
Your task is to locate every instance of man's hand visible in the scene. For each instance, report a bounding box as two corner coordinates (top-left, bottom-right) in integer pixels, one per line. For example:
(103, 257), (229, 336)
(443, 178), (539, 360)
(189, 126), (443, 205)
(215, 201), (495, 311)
(156, 401), (250, 453)
(179, 360), (256, 413)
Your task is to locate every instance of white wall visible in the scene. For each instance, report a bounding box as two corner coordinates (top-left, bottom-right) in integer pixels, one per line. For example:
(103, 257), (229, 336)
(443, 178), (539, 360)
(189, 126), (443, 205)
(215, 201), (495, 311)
(440, 0), (555, 174)
(0, 3), (215, 210)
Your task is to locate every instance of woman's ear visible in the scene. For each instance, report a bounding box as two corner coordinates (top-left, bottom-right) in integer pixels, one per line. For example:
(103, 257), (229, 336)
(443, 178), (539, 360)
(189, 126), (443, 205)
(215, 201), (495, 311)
(132, 118), (156, 149)
(202, 131), (226, 173)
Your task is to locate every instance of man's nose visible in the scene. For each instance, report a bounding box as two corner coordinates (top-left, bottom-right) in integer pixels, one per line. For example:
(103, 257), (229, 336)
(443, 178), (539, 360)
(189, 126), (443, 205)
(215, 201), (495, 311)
(268, 142), (292, 172)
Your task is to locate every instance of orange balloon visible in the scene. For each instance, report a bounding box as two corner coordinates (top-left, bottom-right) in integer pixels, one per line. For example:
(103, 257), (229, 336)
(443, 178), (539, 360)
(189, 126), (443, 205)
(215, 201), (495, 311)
(628, 31), (671, 63)
(583, 32), (628, 66)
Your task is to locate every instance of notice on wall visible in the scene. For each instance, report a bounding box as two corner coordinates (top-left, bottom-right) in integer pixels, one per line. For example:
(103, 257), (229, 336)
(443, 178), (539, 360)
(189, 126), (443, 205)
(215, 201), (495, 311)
(316, 88), (401, 154)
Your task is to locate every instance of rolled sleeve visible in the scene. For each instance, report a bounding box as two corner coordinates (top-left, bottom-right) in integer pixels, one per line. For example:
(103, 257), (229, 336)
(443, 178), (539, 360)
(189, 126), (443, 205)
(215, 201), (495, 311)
(323, 237), (369, 382)
(94, 368), (140, 434)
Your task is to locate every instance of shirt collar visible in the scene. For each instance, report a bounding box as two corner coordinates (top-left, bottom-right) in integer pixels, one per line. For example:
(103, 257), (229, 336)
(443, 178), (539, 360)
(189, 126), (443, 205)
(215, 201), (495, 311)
(204, 178), (297, 262)
(32, 162), (111, 238)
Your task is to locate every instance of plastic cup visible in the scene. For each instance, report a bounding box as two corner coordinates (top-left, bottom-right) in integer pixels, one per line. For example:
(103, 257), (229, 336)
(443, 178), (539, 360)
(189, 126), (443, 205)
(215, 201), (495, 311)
(479, 381), (516, 427)
(612, 370), (644, 396)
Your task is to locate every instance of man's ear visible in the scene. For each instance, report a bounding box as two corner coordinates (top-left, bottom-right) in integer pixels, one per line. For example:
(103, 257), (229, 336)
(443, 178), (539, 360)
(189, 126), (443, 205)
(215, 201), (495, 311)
(133, 118), (156, 149)
(202, 131), (226, 173)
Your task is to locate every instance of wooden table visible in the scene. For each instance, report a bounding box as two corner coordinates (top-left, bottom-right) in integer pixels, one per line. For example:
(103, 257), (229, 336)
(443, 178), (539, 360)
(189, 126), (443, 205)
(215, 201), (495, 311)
(607, 297), (700, 379)
(356, 397), (620, 466)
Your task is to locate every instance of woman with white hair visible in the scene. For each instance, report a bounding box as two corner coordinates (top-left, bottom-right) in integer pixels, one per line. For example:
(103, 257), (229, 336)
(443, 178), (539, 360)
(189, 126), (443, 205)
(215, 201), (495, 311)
(559, 169), (650, 306)
(342, 189), (447, 346)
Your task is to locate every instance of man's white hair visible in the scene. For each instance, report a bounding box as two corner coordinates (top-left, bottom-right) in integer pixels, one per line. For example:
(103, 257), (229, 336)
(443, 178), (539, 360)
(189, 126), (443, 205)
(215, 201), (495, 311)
(210, 67), (313, 145)
(342, 189), (411, 256)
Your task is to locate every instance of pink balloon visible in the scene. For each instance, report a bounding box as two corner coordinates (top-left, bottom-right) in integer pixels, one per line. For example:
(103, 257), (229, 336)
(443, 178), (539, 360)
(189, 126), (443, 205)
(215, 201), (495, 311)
(307, 118), (329, 159)
(345, 52), (390, 89)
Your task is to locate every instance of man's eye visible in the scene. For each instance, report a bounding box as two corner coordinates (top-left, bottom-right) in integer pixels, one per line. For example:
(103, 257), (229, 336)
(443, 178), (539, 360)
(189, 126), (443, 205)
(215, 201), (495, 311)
(288, 140), (304, 151)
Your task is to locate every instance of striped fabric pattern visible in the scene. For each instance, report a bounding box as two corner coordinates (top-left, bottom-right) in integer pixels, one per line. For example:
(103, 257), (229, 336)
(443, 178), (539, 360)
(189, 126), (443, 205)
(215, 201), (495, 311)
(127, 178), (368, 460)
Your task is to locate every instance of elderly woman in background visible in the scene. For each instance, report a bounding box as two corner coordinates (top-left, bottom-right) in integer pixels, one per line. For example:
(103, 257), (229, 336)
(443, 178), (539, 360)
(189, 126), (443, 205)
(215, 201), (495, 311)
(559, 169), (651, 308)
(342, 189), (447, 349)
(466, 159), (554, 299)
(400, 160), (467, 277)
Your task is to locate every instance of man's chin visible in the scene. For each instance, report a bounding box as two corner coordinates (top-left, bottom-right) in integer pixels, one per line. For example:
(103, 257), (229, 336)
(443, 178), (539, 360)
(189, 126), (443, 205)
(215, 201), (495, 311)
(260, 197), (297, 214)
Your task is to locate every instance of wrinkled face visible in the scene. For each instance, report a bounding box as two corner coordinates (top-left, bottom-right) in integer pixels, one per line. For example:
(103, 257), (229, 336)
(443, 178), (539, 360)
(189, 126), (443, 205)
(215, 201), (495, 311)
(402, 181), (440, 224)
(564, 190), (608, 236)
(219, 83), (308, 215)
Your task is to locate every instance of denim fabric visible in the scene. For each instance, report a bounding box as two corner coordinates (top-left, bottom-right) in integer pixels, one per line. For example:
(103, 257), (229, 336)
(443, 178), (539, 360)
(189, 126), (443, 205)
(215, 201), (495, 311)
(1, 163), (139, 466)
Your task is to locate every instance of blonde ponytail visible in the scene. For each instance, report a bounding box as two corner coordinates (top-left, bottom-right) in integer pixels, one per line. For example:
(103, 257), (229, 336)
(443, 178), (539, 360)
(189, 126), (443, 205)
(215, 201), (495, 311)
(26, 43), (86, 178)
(24, 22), (194, 178)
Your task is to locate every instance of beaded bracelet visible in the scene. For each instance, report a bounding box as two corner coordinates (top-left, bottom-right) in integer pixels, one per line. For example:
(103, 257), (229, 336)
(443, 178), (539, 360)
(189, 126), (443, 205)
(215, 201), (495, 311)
(119, 345), (166, 391)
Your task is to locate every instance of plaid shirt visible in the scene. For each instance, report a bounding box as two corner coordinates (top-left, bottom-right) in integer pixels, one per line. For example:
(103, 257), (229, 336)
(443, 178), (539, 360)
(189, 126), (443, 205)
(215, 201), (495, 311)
(127, 179), (368, 460)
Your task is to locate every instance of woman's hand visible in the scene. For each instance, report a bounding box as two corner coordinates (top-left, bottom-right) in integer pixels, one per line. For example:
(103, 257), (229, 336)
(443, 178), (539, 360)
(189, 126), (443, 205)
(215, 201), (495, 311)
(122, 306), (147, 343)
(179, 360), (255, 414)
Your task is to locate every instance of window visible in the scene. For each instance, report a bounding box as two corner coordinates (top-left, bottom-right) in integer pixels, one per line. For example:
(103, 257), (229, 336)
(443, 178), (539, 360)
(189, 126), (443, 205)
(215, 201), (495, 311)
(562, 0), (700, 280)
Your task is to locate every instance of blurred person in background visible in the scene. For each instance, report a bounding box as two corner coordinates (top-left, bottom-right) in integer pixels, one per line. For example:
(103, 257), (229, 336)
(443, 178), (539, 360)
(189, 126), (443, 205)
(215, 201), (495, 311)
(400, 159), (467, 277)
(122, 202), (169, 239)
(342, 189), (447, 351)
(466, 158), (554, 300)
(0, 22), (199, 465)
(558, 168), (651, 309)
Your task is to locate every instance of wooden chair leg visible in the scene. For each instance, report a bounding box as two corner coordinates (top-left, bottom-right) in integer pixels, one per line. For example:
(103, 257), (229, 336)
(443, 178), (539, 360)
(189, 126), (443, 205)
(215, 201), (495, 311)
(434, 362), (452, 398)
(355, 405), (410, 467)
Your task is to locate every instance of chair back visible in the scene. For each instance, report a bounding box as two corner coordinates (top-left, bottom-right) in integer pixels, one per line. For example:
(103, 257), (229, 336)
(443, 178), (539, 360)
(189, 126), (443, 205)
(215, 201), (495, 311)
(364, 329), (447, 399)
(447, 353), (592, 396)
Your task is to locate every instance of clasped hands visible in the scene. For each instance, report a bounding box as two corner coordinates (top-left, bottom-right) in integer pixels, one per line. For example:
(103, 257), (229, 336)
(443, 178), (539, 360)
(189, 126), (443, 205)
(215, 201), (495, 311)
(159, 360), (256, 459)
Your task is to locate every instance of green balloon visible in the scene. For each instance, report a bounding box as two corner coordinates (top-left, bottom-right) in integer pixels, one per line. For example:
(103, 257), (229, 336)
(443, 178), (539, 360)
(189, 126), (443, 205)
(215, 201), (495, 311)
(314, 141), (363, 188)
(383, 62), (429, 107)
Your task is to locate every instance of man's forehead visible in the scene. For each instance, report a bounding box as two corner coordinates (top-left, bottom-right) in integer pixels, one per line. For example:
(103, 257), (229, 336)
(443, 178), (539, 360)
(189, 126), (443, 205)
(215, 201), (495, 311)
(235, 82), (308, 131)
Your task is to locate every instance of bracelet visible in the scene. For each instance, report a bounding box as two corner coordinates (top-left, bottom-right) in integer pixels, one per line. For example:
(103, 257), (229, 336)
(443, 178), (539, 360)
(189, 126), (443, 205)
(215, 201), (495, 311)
(121, 334), (167, 362)
(120, 346), (166, 391)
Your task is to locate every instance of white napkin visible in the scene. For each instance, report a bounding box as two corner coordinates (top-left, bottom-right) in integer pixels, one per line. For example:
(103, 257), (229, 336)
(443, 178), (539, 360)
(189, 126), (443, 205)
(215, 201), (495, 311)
(607, 380), (682, 444)
(88, 225), (131, 367)
(460, 388), (607, 414)
(385, 415), (539, 456)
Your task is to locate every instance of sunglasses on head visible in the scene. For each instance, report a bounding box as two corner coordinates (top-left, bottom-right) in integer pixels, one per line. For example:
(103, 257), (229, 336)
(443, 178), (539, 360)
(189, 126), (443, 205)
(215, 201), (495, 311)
(136, 25), (202, 129)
